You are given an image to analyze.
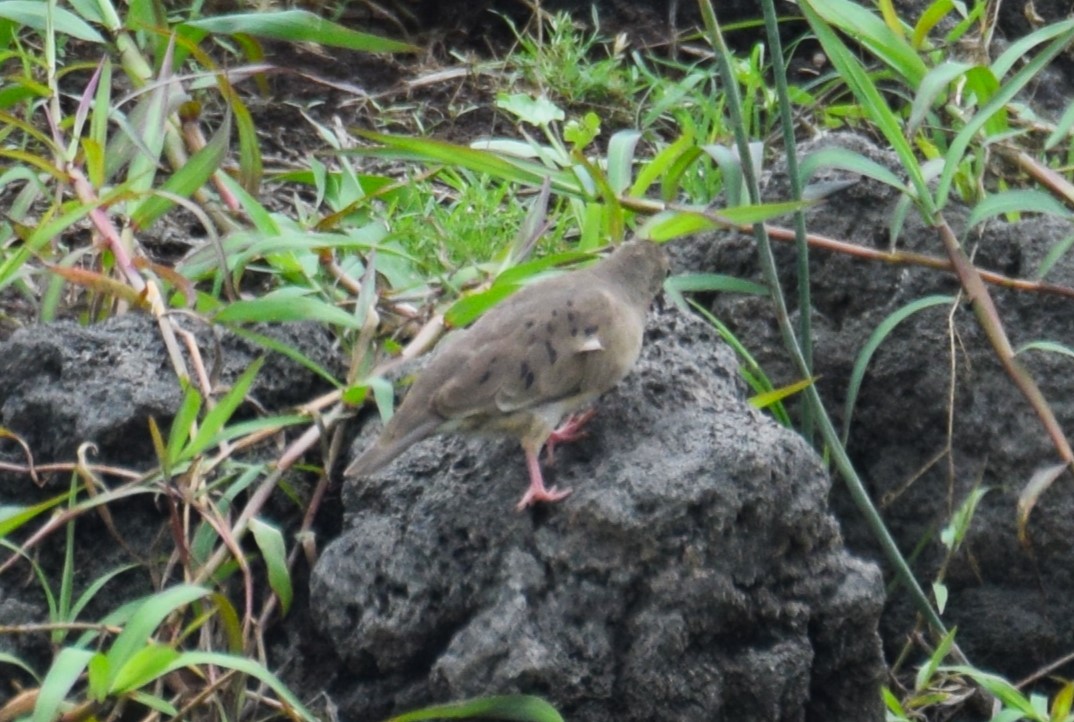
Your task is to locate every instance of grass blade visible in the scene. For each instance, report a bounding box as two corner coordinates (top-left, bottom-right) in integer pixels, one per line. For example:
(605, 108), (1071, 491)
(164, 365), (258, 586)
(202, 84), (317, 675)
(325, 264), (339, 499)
(843, 295), (955, 443)
(102, 585), (210, 689)
(386, 695), (565, 722)
(181, 358), (264, 461)
(33, 648), (95, 722)
(213, 288), (363, 329)
(181, 10), (418, 53)
(162, 650), (318, 721)
(249, 517), (292, 614)
(130, 112), (230, 229)
(966, 189), (1071, 229)
(936, 19), (1074, 208)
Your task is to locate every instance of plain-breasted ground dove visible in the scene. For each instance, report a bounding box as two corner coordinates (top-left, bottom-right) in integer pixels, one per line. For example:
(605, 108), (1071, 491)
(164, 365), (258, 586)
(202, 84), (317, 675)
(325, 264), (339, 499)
(344, 240), (669, 510)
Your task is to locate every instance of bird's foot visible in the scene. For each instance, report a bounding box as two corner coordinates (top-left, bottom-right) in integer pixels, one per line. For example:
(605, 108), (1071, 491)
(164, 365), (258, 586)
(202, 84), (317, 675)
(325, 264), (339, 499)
(544, 409), (597, 463)
(516, 483), (573, 511)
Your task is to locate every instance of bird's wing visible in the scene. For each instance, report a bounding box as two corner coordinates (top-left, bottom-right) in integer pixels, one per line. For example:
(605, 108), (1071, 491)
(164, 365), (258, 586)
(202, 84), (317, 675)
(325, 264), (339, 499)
(429, 281), (624, 420)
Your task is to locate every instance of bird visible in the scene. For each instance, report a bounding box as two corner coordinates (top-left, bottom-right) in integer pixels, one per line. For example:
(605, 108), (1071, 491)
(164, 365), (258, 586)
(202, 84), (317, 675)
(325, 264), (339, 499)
(344, 240), (669, 510)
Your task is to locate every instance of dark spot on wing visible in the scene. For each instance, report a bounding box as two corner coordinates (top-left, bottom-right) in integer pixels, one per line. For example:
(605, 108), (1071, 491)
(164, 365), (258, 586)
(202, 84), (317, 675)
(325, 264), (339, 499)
(552, 309), (558, 317)
(546, 321), (556, 334)
(524, 320), (535, 329)
(567, 311), (576, 323)
(566, 299), (574, 308)
(545, 340), (557, 364)
(478, 368), (492, 384)
(520, 361), (535, 389)
(570, 326), (578, 336)
(584, 324), (599, 335)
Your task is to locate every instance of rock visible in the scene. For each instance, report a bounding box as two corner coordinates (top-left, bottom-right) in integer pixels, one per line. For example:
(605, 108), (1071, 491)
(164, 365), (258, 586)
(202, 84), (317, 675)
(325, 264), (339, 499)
(0, 314), (341, 702)
(311, 303), (884, 721)
(0, 314), (339, 481)
(706, 129), (1074, 679)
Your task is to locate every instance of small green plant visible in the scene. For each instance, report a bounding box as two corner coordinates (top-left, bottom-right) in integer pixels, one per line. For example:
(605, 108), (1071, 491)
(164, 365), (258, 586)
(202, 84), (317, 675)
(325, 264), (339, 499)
(504, 8), (640, 111)
(28, 585), (314, 721)
(885, 627), (1074, 722)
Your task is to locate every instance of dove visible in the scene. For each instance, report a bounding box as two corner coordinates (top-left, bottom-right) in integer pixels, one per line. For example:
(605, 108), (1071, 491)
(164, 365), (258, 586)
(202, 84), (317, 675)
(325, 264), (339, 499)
(344, 240), (669, 510)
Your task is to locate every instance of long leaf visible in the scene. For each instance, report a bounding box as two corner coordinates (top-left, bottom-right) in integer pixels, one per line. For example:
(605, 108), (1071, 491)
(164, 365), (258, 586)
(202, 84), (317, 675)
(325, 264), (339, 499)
(386, 695), (565, 722)
(130, 113), (231, 229)
(1015, 339), (1074, 359)
(110, 644), (181, 693)
(166, 381), (203, 468)
(212, 71), (262, 192)
(663, 272), (768, 298)
(991, 19), (1074, 78)
(606, 129), (641, 195)
(127, 690), (178, 716)
(843, 295), (956, 443)
(798, 146), (908, 192)
(181, 358), (264, 461)
(102, 585), (210, 690)
(357, 131), (581, 194)
(939, 666), (1037, 715)
(0, 0), (104, 42)
(44, 264), (147, 308)
(0, 494), (69, 538)
(1044, 99), (1074, 151)
(805, 0), (928, 85)
(250, 517), (292, 614)
(68, 564), (140, 628)
(115, 53), (178, 192)
(800, 0), (930, 209)
(907, 60), (971, 134)
(912, 0), (955, 48)
(444, 282), (521, 328)
(936, 19), (1074, 208)
(1017, 462), (1069, 544)
(963, 65), (1006, 136)
(638, 201), (807, 241)
(0, 650), (39, 682)
(966, 189), (1072, 229)
(630, 131), (695, 198)
(915, 626), (957, 690)
(213, 289), (363, 329)
(33, 648), (95, 722)
(750, 376), (816, 409)
(0, 109), (60, 151)
(162, 650), (318, 721)
(181, 10), (418, 53)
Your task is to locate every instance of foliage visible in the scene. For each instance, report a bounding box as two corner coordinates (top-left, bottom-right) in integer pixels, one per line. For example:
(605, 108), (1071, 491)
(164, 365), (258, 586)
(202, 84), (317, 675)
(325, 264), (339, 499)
(0, 0), (415, 718)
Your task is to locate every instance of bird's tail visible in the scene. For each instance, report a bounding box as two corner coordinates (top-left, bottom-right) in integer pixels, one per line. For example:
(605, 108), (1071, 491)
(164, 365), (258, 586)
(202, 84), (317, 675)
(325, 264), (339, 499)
(343, 418), (439, 477)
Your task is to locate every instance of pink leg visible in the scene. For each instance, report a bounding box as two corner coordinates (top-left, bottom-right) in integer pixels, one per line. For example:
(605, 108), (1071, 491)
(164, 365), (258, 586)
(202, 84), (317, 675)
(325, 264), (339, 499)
(544, 409), (597, 463)
(516, 446), (572, 510)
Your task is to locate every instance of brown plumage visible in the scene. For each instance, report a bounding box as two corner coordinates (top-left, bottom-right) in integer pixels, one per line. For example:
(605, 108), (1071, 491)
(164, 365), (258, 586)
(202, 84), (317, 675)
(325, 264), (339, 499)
(344, 240), (669, 510)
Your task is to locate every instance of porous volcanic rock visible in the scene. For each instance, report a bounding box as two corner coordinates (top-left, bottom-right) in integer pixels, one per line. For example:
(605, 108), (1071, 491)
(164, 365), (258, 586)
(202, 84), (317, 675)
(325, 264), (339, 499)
(312, 303), (884, 721)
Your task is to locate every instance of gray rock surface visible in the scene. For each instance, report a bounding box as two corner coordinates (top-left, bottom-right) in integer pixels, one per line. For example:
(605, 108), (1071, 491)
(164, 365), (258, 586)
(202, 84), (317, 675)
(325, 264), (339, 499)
(0, 314), (338, 482)
(0, 314), (340, 699)
(312, 304), (884, 721)
(702, 130), (1074, 679)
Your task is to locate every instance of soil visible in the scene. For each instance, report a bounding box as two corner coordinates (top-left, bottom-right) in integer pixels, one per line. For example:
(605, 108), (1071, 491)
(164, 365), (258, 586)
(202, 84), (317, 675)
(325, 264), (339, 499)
(3, 1), (1074, 720)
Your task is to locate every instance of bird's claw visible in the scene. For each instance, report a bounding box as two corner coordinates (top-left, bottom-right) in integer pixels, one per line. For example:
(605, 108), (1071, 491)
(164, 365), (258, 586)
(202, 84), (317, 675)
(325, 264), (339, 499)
(516, 484), (573, 511)
(545, 409), (597, 463)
